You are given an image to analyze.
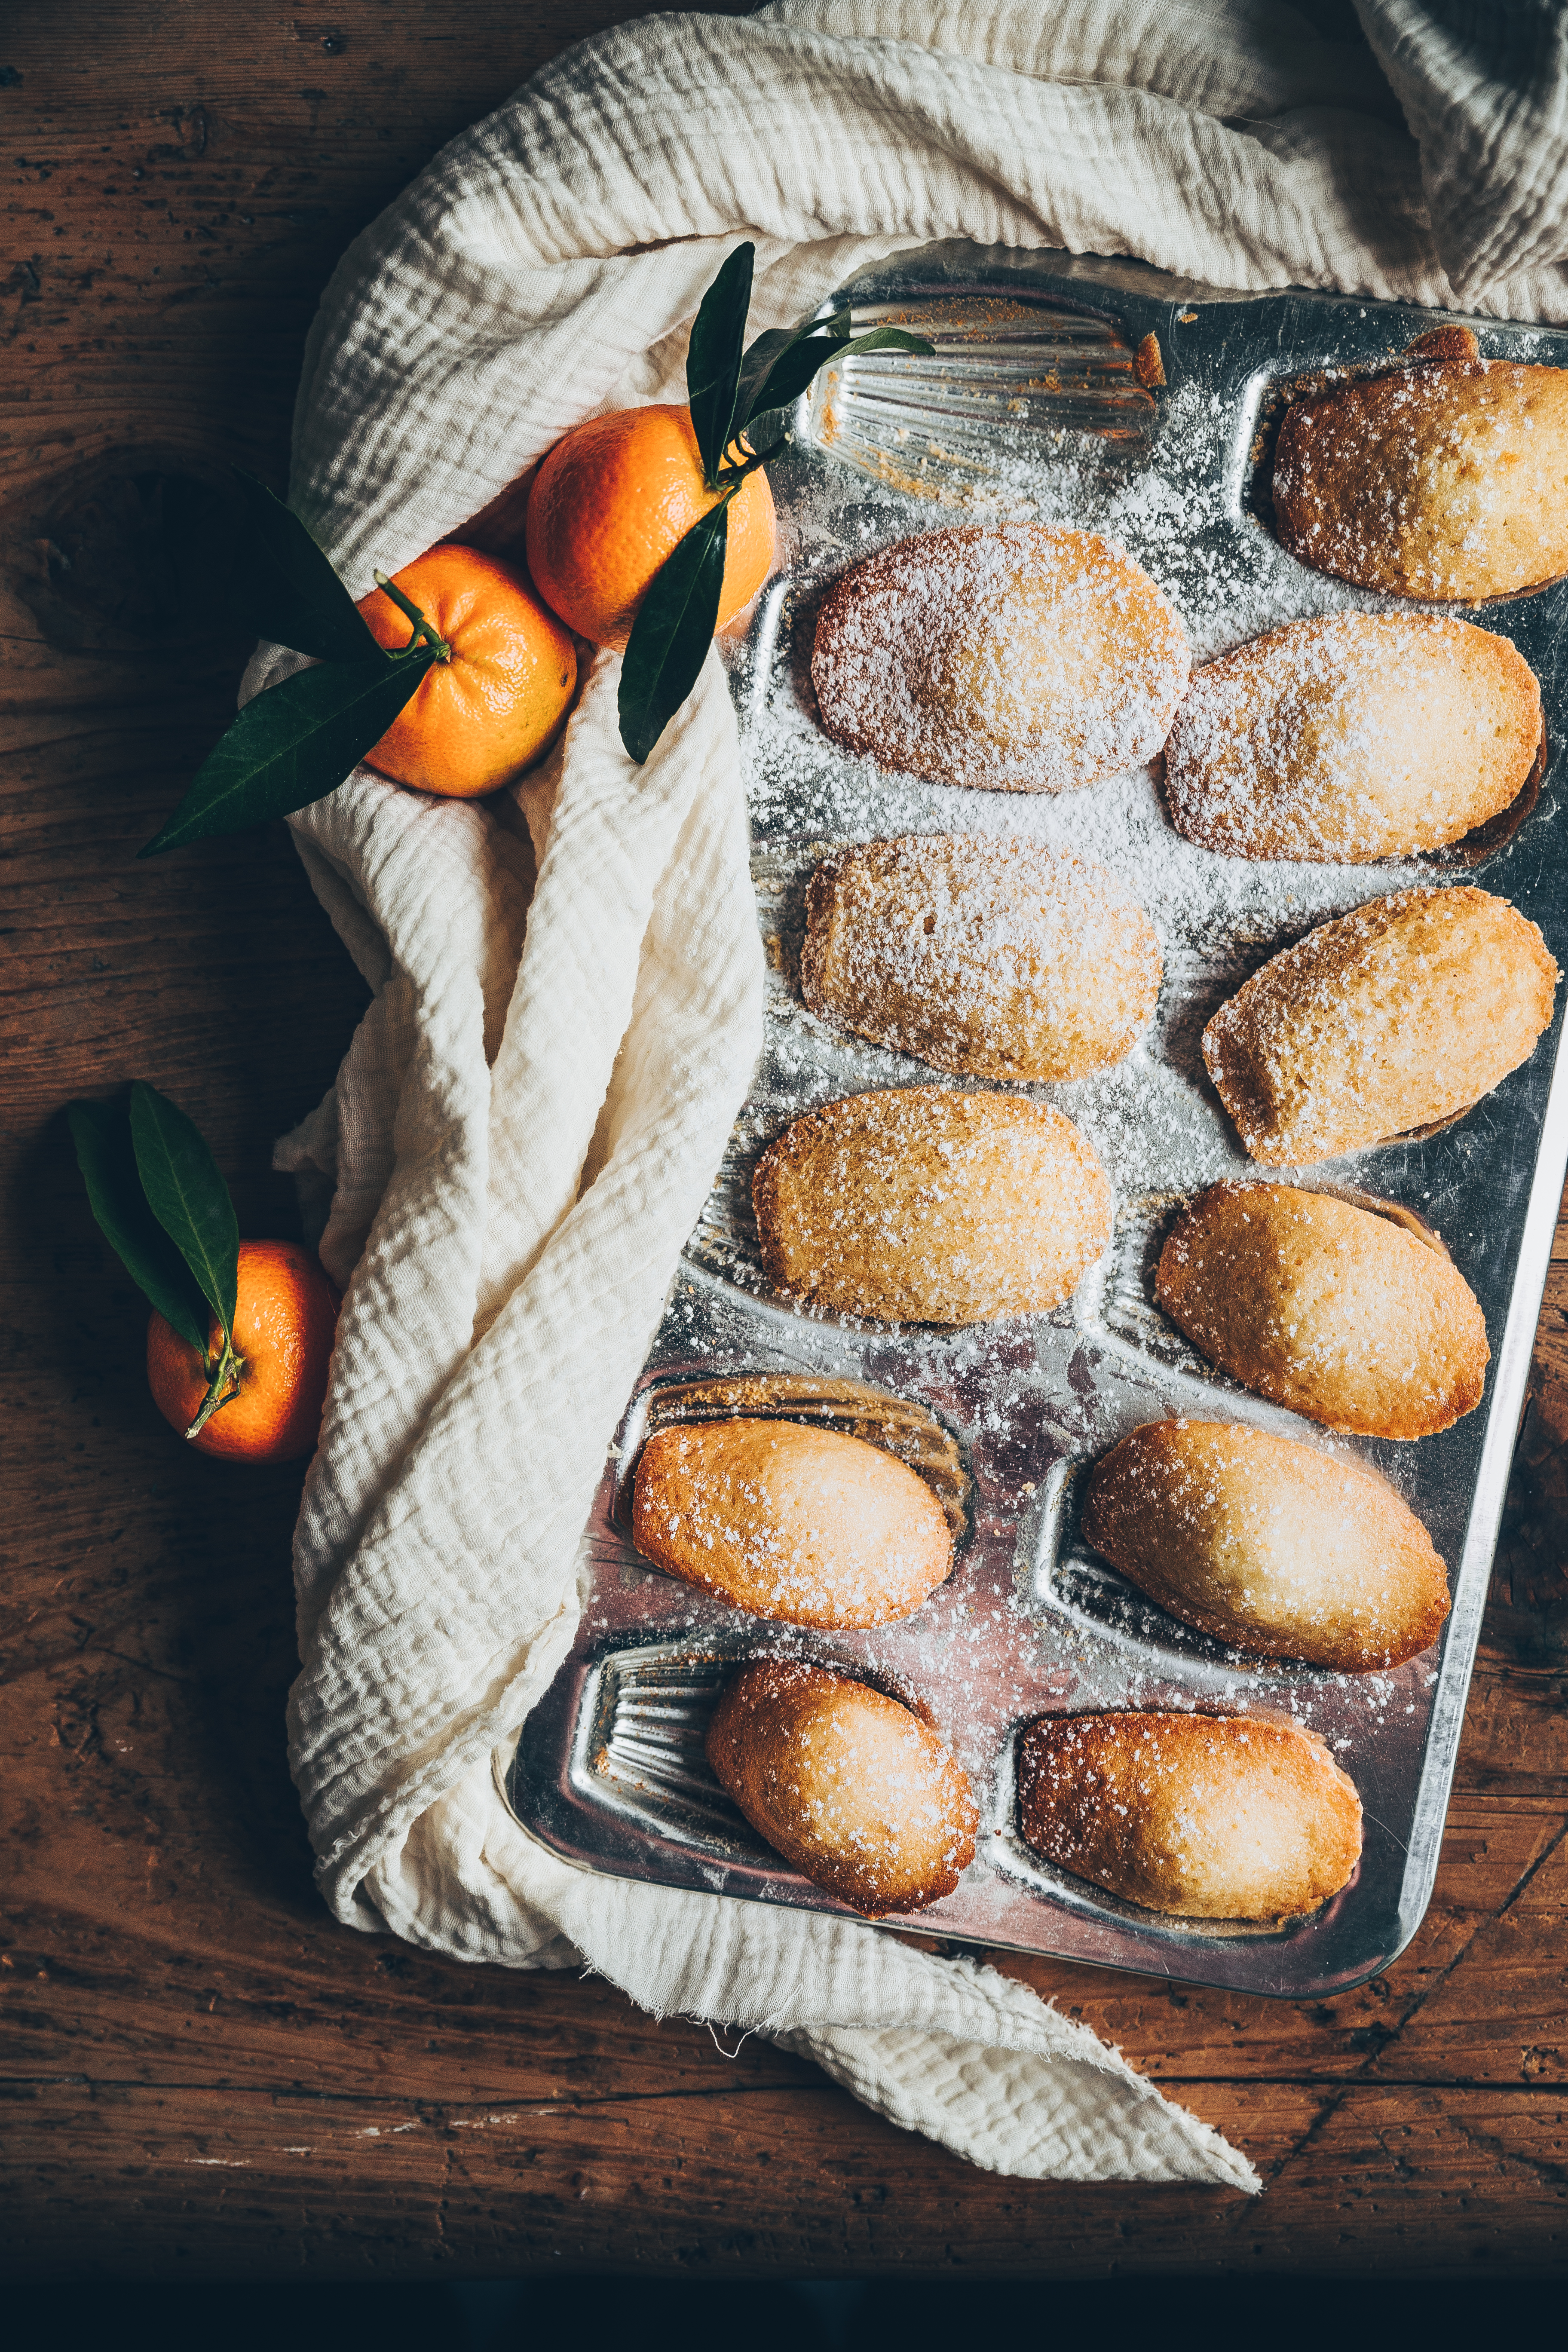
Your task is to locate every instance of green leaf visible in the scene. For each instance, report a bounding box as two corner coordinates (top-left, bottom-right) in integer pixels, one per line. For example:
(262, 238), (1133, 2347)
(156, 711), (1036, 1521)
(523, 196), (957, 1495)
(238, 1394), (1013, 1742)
(129, 1082), (239, 1347)
(735, 311), (848, 432)
(618, 494), (732, 765)
(686, 242), (755, 488)
(231, 469), (382, 664)
(739, 318), (935, 444)
(67, 1096), (210, 1353)
(138, 645), (438, 856)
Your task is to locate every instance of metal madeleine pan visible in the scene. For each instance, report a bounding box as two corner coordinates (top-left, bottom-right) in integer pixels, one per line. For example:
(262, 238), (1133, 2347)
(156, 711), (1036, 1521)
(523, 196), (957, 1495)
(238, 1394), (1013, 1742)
(502, 243), (1568, 1997)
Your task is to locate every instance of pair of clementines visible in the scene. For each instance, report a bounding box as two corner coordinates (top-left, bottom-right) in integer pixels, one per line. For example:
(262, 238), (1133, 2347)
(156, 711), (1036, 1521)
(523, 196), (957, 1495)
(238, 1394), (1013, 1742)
(146, 403), (765, 1457)
(355, 404), (775, 799)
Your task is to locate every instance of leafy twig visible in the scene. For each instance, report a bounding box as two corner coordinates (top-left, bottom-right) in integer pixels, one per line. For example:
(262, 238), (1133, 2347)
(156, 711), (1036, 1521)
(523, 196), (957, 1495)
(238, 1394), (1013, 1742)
(69, 1084), (247, 1439)
(618, 245), (933, 763)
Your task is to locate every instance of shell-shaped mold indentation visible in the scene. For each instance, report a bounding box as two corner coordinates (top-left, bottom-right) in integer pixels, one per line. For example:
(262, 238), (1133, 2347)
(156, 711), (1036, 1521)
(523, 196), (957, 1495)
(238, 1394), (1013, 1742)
(803, 293), (1156, 509)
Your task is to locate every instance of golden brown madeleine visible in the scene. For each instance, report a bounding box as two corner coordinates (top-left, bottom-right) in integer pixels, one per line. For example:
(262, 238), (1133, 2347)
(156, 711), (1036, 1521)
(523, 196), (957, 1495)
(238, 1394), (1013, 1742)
(1155, 1183), (1488, 1439)
(800, 834), (1162, 1082)
(811, 524), (1188, 793)
(1017, 1711), (1362, 1922)
(1272, 360), (1568, 600)
(631, 1416), (953, 1629)
(1082, 1418), (1451, 1670)
(707, 1659), (979, 1917)
(1203, 887), (1558, 1165)
(752, 1086), (1112, 1325)
(1164, 613), (1543, 862)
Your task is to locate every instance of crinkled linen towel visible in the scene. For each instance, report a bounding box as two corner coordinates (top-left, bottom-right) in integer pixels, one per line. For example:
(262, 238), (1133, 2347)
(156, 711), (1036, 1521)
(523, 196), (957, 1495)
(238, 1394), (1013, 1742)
(266, 1), (1568, 2190)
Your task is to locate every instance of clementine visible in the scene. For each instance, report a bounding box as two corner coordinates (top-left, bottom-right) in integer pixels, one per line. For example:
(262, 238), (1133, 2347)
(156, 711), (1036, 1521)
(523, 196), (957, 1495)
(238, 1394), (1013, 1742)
(355, 545), (576, 797)
(524, 402), (775, 649)
(147, 1240), (341, 1462)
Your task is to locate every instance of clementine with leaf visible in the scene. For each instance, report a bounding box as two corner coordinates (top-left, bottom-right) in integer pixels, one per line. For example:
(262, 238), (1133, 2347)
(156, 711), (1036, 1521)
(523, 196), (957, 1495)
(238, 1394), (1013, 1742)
(524, 403), (775, 650)
(147, 1240), (340, 1462)
(355, 545), (577, 797)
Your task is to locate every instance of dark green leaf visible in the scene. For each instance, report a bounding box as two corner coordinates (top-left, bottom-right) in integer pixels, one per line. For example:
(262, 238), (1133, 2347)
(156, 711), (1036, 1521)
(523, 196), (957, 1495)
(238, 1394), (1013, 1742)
(129, 1082), (239, 1346)
(735, 310), (848, 432)
(67, 1096), (210, 1353)
(740, 319), (935, 443)
(231, 469), (382, 664)
(138, 646), (438, 856)
(618, 495), (732, 765)
(686, 242), (754, 488)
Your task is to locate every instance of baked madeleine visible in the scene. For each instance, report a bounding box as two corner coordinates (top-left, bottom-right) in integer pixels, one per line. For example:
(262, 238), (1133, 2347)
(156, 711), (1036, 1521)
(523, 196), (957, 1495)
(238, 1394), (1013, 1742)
(1155, 1183), (1488, 1439)
(800, 834), (1162, 1082)
(1164, 612), (1543, 861)
(707, 1659), (979, 1917)
(1017, 1711), (1362, 1922)
(1272, 360), (1568, 600)
(1082, 1418), (1451, 1670)
(752, 1085), (1111, 1324)
(1203, 887), (1558, 1165)
(811, 524), (1188, 793)
(631, 1415), (953, 1629)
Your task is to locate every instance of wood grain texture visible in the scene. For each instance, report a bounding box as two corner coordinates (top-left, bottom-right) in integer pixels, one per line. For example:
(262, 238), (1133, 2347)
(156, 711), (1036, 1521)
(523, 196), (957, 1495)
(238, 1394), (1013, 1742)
(4, 0), (1568, 2281)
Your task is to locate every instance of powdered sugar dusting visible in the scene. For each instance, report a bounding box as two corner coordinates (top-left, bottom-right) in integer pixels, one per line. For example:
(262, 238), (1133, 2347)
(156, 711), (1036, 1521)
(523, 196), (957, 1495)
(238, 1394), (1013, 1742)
(801, 834), (1162, 1082)
(1166, 611), (1540, 862)
(811, 524), (1189, 793)
(1274, 361), (1568, 601)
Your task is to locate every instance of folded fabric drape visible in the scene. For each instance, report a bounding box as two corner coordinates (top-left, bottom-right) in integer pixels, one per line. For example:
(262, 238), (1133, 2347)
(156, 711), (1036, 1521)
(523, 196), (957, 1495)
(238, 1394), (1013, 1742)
(272, 1), (1567, 2187)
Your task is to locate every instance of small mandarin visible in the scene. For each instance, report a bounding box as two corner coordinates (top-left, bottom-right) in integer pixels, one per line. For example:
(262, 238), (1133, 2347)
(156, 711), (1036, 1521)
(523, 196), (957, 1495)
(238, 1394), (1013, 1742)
(355, 545), (576, 797)
(524, 401), (775, 649)
(147, 1240), (340, 1462)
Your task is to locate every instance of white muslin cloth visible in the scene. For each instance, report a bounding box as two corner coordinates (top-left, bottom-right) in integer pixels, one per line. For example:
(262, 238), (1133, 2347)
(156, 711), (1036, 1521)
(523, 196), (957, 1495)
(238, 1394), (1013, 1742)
(270, 1), (1568, 2189)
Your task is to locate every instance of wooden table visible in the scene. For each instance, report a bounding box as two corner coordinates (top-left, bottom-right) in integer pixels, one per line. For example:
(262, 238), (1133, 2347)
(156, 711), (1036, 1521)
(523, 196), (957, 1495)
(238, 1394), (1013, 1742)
(5, 3), (1567, 2280)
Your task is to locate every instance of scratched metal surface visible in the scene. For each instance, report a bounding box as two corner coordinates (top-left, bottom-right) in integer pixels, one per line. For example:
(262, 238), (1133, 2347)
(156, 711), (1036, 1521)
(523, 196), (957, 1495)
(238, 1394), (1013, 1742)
(502, 244), (1568, 1995)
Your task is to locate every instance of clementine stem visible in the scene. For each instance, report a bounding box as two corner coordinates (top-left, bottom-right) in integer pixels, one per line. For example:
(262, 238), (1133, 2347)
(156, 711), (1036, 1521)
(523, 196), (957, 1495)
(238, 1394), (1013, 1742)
(372, 571), (453, 662)
(184, 1333), (245, 1441)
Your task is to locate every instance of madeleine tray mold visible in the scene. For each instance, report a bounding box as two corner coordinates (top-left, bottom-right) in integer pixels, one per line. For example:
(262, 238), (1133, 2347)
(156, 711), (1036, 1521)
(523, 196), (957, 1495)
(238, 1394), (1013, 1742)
(502, 243), (1568, 1997)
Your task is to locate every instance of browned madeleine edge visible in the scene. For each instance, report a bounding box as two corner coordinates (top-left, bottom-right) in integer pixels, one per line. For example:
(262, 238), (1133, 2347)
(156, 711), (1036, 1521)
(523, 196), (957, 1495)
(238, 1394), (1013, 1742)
(705, 1659), (979, 1918)
(1163, 619), (1545, 866)
(1271, 361), (1568, 603)
(627, 1417), (954, 1632)
(796, 836), (1164, 1084)
(1080, 1419), (1452, 1672)
(1015, 1709), (1363, 1923)
(1152, 1182), (1489, 1440)
(1199, 891), (1559, 1167)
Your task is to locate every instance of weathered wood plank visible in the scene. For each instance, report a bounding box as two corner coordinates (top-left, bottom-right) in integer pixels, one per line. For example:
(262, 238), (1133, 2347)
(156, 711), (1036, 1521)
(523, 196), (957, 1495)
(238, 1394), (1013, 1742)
(6, 2074), (1568, 2278)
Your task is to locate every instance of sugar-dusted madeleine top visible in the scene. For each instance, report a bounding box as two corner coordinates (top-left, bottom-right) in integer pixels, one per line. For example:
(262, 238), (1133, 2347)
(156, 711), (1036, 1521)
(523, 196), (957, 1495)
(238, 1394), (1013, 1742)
(1203, 887), (1559, 1166)
(631, 1415), (952, 1630)
(752, 1085), (1112, 1326)
(811, 524), (1188, 794)
(707, 1658), (978, 1918)
(1155, 1183), (1488, 1440)
(1272, 360), (1568, 601)
(1017, 1710), (1362, 1922)
(800, 833), (1162, 1084)
(1083, 1418), (1451, 1672)
(1164, 612), (1544, 863)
